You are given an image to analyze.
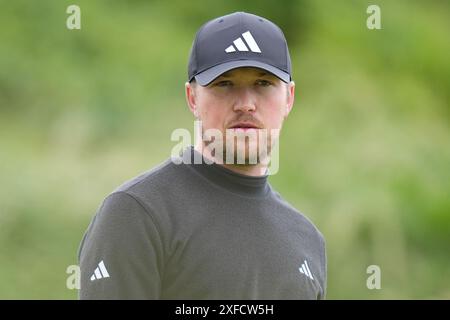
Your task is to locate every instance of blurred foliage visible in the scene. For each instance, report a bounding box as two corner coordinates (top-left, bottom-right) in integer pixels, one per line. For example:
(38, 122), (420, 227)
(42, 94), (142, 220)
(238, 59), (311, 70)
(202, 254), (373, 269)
(0, 0), (449, 299)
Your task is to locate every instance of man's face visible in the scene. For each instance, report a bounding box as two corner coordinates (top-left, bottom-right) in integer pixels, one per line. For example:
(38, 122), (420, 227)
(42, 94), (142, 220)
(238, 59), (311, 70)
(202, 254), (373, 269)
(186, 67), (295, 164)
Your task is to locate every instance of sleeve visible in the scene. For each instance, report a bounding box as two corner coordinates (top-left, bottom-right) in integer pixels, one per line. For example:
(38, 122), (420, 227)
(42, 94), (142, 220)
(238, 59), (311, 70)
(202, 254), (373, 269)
(318, 234), (327, 300)
(78, 191), (164, 299)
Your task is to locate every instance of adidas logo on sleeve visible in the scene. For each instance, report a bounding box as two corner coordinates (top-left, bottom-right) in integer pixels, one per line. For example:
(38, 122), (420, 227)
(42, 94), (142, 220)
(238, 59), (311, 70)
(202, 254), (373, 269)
(90, 260), (110, 281)
(298, 259), (314, 280)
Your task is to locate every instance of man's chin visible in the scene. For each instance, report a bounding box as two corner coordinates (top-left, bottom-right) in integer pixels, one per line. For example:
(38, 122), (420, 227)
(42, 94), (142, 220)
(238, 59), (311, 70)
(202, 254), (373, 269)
(223, 144), (269, 165)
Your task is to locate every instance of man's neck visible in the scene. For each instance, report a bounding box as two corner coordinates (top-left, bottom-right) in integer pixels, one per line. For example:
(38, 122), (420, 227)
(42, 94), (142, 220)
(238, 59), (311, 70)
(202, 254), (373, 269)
(194, 143), (268, 177)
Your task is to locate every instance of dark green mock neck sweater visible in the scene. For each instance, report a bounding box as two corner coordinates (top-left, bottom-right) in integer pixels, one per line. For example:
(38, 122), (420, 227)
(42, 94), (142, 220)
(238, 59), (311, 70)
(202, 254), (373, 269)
(79, 146), (326, 299)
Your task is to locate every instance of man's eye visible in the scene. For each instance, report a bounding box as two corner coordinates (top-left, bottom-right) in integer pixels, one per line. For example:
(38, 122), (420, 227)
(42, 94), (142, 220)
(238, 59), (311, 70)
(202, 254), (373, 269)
(255, 79), (272, 87)
(215, 80), (233, 87)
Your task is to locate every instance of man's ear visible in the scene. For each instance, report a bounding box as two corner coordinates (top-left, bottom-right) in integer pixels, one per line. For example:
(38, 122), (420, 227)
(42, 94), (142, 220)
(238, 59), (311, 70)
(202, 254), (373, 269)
(285, 81), (295, 118)
(185, 82), (198, 118)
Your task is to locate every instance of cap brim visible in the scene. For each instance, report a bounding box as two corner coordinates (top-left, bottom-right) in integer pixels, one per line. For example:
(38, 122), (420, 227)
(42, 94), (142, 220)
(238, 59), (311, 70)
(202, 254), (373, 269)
(194, 60), (290, 86)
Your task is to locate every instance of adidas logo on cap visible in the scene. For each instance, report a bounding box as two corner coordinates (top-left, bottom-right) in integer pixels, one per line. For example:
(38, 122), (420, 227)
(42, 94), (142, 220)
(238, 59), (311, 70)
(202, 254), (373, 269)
(225, 31), (261, 53)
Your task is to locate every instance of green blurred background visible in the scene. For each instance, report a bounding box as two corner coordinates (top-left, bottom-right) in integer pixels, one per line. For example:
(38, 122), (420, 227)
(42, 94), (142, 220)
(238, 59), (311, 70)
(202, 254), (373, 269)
(0, 0), (449, 299)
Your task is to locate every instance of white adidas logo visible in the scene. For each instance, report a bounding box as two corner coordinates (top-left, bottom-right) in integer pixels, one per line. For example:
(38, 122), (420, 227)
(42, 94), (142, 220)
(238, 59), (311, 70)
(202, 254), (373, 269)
(298, 259), (314, 280)
(90, 260), (110, 281)
(225, 31), (261, 53)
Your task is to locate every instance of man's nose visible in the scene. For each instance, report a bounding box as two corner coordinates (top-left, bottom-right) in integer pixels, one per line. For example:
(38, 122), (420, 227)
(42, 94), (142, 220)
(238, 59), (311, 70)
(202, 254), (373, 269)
(233, 87), (256, 113)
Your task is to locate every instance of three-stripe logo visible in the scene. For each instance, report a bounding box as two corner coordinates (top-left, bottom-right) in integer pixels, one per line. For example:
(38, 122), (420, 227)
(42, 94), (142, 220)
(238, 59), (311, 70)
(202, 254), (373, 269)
(90, 260), (110, 281)
(225, 31), (262, 53)
(299, 259), (314, 280)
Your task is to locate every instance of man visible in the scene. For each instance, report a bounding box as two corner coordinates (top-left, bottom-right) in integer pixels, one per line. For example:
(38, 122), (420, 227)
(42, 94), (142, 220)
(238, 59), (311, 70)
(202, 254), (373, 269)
(79, 11), (326, 299)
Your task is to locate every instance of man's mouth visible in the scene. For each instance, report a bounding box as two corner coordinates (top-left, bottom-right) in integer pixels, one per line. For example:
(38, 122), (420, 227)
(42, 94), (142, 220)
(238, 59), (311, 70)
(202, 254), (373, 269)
(228, 122), (261, 131)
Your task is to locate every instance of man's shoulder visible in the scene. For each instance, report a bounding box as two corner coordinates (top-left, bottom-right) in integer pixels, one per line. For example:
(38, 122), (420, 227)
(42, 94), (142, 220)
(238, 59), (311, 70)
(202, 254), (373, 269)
(270, 187), (325, 244)
(111, 156), (190, 199)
